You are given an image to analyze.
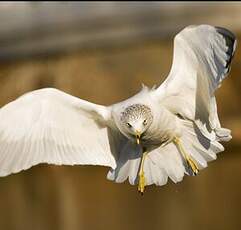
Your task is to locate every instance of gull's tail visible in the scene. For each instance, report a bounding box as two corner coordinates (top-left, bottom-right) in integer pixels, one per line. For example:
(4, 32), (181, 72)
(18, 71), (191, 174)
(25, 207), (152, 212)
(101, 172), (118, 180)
(107, 119), (227, 186)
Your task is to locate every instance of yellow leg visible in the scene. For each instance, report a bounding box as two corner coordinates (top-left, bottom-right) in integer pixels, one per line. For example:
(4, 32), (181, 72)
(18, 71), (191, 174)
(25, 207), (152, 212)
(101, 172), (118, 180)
(173, 137), (199, 175)
(138, 151), (147, 194)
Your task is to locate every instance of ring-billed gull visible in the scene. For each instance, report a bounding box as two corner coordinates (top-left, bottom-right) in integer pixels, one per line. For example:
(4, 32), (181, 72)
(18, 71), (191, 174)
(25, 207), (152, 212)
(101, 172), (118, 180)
(0, 25), (236, 194)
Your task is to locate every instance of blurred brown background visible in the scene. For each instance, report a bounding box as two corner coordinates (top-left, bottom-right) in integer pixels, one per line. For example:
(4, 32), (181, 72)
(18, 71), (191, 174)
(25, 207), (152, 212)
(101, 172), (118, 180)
(0, 2), (240, 230)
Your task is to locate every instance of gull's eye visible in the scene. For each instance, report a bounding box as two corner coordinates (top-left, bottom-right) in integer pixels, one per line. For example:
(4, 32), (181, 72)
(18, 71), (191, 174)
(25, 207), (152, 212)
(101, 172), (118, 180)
(127, 122), (132, 128)
(143, 119), (147, 125)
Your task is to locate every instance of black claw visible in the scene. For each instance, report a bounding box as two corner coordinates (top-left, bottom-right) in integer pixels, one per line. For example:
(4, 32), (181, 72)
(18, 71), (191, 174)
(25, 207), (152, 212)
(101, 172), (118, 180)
(193, 170), (199, 176)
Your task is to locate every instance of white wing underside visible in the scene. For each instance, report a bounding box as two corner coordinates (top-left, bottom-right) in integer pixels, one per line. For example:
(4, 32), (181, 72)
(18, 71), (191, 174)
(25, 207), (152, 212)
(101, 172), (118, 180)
(108, 25), (236, 186)
(0, 88), (117, 176)
(154, 25), (236, 134)
(149, 25), (236, 184)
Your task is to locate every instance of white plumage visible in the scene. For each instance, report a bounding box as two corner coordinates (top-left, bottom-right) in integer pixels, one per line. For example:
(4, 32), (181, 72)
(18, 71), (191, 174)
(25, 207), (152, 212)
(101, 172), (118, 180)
(0, 25), (236, 189)
(0, 88), (116, 176)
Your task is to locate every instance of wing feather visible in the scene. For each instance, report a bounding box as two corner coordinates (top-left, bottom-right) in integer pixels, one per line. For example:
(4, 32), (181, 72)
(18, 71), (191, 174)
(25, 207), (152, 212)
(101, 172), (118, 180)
(0, 88), (118, 176)
(153, 25), (236, 131)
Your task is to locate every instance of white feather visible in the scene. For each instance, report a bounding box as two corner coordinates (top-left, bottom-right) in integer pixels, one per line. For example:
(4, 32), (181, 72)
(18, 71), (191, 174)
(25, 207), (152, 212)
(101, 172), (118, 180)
(0, 88), (117, 176)
(0, 25), (235, 190)
(153, 25), (236, 132)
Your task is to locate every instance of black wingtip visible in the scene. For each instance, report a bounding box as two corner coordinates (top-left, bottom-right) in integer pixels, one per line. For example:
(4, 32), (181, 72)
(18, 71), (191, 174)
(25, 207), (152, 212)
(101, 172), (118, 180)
(215, 26), (236, 41)
(215, 26), (237, 70)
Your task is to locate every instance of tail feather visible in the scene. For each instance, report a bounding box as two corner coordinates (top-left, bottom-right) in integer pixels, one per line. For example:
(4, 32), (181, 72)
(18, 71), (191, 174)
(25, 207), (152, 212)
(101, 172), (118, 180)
(107, 141), (185, 186)
(146, 143), (185, 184)
(142, 157), (168, 186)
(107, 119), (229, 187)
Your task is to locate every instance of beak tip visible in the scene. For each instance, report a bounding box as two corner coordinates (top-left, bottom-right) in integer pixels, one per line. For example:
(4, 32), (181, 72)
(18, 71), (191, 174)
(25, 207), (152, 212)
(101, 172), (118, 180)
(136, 132), (141, 145)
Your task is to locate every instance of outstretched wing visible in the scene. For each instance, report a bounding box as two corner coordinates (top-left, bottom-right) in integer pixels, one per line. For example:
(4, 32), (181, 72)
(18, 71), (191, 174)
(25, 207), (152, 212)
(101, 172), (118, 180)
(153, 25), (236, 132)
(0, 88), (118, 176)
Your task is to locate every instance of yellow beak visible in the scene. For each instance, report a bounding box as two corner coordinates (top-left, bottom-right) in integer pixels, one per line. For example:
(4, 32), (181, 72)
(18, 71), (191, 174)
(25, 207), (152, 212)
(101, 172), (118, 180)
(136, 131), (141, 145)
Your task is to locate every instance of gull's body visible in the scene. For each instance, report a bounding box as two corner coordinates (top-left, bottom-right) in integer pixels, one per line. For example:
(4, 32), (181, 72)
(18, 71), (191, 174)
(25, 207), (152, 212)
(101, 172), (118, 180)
(0, 25), (236, 191)
(111, 88), (181, 148)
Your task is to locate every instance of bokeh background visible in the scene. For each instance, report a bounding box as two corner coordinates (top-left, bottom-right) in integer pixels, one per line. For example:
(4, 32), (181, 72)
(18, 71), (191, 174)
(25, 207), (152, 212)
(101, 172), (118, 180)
(0, 2), (240, 230)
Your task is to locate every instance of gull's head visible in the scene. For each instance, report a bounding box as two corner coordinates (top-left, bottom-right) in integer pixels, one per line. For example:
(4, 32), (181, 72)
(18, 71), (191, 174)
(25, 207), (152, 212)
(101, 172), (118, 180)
(120, 104), (153, 144)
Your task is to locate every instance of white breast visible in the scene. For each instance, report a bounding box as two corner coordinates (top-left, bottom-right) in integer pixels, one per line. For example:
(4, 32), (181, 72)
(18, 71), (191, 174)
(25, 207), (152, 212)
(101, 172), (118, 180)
(142, 105), (182, 147)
